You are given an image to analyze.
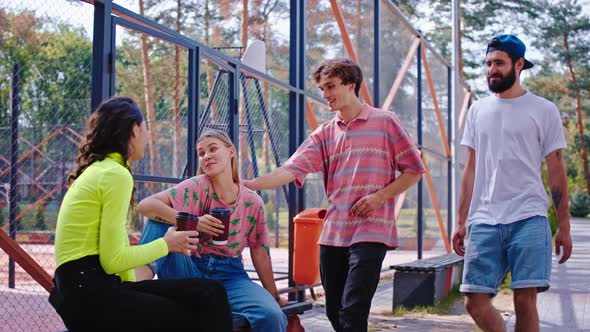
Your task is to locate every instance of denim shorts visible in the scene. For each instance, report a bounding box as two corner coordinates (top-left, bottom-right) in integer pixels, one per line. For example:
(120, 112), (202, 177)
(460, 215), (552, 295)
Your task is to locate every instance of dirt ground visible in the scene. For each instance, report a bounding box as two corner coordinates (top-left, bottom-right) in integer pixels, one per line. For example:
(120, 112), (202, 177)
(367, 292), (515, 331)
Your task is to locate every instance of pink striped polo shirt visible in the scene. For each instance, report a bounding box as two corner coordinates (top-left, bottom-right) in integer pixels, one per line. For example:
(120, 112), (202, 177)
(284, 104), (425, 247)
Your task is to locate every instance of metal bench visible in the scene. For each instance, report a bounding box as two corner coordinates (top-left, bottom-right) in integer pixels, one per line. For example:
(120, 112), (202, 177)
(390, 253), (464, 309)
(232, 301), (312, 331)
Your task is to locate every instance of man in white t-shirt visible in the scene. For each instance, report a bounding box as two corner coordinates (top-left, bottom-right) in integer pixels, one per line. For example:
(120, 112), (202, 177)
(452, 34), (573, 332)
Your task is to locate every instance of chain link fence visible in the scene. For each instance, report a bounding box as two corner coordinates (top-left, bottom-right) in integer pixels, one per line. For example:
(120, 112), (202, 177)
(1, 1), (93, 330)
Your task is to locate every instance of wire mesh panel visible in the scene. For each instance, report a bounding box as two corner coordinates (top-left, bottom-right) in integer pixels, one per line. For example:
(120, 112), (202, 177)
(114, 27), (191, 180)
(117, 0), (292, 85)
(305, 0), (346, 98)
(200, 57), (232, 136)
(379, 5), (419, 108)
(237, 71), (292, 246)
(379, 8), (419, 139)
(421, 151), (449, 250)
(396, 180), (419, 249)
(338, 0), (375, 104)
(454, 85), (472, 217)
(304, 1), (376, 104)
(256, 0), (291, 84)
(0, 0), (94, 330)
(303, 100), (330, 211)
(421, 47), (450, 156)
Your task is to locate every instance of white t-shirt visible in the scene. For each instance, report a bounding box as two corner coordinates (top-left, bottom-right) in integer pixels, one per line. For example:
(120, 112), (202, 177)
(461, 91), (567, 225)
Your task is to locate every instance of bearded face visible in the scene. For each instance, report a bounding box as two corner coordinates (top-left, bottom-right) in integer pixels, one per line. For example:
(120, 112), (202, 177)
(487, 62), (517, 93)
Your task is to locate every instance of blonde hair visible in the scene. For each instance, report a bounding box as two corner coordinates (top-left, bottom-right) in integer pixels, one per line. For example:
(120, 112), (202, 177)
(196, 129), (240, 184)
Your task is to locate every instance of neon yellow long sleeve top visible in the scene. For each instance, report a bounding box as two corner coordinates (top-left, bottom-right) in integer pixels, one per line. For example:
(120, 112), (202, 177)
(55, 153), (168, 281)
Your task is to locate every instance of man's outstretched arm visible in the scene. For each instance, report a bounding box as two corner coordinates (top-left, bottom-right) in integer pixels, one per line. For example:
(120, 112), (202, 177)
(243, 167), (296, 191)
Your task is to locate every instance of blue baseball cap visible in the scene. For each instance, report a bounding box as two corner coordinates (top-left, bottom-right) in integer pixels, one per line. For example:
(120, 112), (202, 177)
(486, 34), (534, 70)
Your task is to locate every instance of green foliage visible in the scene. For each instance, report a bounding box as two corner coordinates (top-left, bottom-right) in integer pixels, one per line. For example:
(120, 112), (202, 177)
(570, 191), (590, 217)
(264, 200), (275, 231)
(0, 9), (92, 127)
(536, 0), (590, 67)
(498, 272), (512, 294)
(0, 207), (5, 227)
(391, 287), (463, 316)
(392, 0), (543, 93)
(536, 0), (590, 196)
(32, 205), (48, 231)
(542, 164), (559, 235)
(128, 208), (144, 233)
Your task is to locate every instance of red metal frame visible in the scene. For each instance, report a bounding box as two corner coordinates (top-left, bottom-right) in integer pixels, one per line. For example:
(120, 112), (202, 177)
(0, 229), (53, 292)
(329, 0), (373, 106)
(382, 37), (421, 112)
(421, 153), (451, 253)
(421, 45), (451, 157)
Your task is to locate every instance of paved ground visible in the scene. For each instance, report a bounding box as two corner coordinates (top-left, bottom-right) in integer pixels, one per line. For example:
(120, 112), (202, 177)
(505, 218), (590, 332)
(297, 218), (590, 332)
(1, 218), (588, 331)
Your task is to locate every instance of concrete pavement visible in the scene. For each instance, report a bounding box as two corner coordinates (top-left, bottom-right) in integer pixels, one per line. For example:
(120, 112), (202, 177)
(506, 218), (590, 331)
(282, 218), (590, 332)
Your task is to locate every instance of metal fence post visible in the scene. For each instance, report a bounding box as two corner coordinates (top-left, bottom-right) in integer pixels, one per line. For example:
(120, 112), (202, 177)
(90, 0), (113, 112)
(447, 66), (453, 242)
(416, 39), (423, 260)
(374, 0), (381, 105)
(228, 65), (239, 154)
(9, 63), (21, 289)
(289, 0), (306, 302)
(186, 47), (200, 177)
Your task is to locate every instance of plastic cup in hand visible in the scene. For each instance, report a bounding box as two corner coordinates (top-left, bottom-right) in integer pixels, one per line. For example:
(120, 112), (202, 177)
(176, 212), (198, 232)
(210, 207), (231, 245)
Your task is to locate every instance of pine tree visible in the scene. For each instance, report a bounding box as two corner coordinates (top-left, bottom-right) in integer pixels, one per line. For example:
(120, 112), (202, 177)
(537, 0), (590, 194)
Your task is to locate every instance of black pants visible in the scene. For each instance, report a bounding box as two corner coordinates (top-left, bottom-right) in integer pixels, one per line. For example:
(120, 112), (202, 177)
(320, 242), (388, 332)
(50, 255), (232, 332)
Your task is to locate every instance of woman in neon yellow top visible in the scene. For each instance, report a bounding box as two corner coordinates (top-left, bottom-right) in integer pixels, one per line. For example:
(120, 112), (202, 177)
(50, 96), (232, 331)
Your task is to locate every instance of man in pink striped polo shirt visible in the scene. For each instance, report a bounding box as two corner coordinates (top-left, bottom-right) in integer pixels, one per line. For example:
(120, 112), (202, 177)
(244, 58), (424, 332)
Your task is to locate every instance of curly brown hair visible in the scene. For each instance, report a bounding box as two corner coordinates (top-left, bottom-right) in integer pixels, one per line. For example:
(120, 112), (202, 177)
(312, 58), (363, 97)
(69, 96), (144, 203)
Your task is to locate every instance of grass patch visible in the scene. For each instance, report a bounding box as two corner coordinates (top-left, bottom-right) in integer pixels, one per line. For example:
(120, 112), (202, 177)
(498, 272), (512, 295)
(390, 287), (463, 316)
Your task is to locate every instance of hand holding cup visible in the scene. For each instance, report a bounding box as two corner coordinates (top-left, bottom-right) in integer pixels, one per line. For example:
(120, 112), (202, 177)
(162, 227), (199, 256)
(196, 214), (226, 237)
(210, 207), (231, 245)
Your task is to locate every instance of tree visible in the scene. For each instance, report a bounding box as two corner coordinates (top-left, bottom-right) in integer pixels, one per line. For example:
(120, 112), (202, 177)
(145, 0), (196, 176)
(173, 0), (183, 176)
(139, 0), (161, 178)
(537, 0), (590, 194)
(0, 9), (92, 202)
(392, 0), (543, 92)
(0, 9), (91, 127)
(33, 205), (47, 230)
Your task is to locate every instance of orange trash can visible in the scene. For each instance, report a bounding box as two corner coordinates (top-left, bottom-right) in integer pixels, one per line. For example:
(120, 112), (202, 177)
(293, 208), (327, 285)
